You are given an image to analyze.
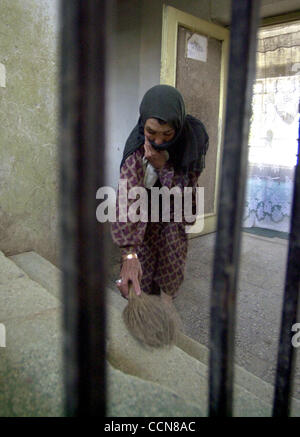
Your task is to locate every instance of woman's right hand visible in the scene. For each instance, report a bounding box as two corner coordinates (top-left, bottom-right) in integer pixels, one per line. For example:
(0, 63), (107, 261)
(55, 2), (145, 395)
(144, 137), (167, 170)
(117, 258), (143, 298)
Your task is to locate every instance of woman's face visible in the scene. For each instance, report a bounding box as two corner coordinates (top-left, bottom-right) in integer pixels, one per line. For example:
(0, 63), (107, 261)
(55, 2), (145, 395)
(144, 118), (175, 146)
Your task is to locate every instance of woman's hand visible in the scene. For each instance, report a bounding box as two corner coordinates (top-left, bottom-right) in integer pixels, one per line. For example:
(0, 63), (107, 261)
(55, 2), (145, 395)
(117, 258), (143, 298)
(144, 137), (167, 170)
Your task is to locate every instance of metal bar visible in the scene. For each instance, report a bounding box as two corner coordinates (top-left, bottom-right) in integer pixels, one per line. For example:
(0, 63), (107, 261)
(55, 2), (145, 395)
(273, 102), (300, 416)
(59, 0), (107, 416)
(209, 0), (261, 416)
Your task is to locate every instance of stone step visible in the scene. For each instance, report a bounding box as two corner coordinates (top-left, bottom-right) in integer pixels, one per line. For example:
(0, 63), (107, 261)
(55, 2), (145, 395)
(0, 250), (63, 416)
(0, 250), (202, 417)
(9, 251), (61, 301)
(108, 287), (300, 416)
(107, 300), (273, 417)
(1, 249), (200, 417)
(0, 307), (64, 417)
(107, 362), (203, 417)
(0, 251), (60, 323)
(6, 250), (299, 416)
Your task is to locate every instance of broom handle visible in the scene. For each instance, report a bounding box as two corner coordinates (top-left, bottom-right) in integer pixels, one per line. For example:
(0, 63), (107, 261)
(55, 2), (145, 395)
(128, 281), (143, 299)
(128, 281), (136, 299)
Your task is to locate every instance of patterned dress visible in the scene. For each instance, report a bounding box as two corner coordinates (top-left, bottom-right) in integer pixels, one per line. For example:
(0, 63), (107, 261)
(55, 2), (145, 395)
(111, 146), (200, 297)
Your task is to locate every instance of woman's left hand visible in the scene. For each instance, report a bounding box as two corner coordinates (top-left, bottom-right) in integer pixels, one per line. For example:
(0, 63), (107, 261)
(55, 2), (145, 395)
(144, 137), (167, 170)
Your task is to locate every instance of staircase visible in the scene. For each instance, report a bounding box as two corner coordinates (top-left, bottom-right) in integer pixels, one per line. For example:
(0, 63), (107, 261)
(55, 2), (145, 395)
(0, 250), (299, 417)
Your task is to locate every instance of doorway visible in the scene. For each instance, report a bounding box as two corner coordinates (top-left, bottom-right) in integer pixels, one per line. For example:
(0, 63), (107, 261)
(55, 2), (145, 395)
(160, 5), (229, 236)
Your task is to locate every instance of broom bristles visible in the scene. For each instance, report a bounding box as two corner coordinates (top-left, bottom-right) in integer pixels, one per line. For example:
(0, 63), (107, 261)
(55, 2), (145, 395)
(122, 284), (182, 348)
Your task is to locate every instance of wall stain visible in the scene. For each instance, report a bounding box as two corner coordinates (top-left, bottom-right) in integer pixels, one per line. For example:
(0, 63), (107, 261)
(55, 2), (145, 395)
(0, 0), (59, 264)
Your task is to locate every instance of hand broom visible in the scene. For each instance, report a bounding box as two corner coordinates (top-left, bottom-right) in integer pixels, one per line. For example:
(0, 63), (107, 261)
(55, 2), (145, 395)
(122, 282), (181, 348)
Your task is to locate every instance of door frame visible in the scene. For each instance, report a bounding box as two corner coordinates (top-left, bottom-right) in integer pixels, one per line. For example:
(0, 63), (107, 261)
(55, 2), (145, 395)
(160, 5), (229, 236)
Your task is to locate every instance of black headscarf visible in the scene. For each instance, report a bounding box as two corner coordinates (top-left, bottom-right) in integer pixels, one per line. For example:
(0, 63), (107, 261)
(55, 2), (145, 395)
(120, 84), (209, 173)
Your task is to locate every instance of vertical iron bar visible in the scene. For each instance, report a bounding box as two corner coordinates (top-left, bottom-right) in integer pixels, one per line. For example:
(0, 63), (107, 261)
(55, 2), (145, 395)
(209, 0), (261, 416)
(59, 0), (107, 416)
(273, 102), (300, 416)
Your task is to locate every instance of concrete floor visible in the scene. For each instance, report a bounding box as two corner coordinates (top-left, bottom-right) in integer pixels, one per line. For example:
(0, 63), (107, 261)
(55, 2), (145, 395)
(176, 231), (300, 400)
(108, 230), (300, 401)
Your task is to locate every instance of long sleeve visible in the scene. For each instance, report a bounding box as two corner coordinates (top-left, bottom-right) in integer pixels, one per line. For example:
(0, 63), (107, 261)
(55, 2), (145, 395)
(111, 147), (147, 256)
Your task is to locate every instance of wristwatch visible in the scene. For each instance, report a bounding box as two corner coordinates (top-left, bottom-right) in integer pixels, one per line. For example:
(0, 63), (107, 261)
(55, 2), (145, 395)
(122, 253), (138, 261)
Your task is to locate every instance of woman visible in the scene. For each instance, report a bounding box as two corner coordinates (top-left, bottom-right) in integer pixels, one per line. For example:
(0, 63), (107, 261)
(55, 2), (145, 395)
(111, 84), (209, 303)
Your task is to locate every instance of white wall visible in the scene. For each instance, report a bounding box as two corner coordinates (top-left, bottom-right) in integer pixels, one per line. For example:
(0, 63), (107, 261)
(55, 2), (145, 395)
(105, 0), (142, 188)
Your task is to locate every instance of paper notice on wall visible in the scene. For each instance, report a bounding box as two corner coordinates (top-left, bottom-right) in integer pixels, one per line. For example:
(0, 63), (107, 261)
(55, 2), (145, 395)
(186, 33), (208, 62)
